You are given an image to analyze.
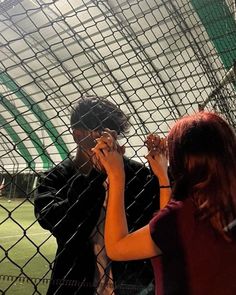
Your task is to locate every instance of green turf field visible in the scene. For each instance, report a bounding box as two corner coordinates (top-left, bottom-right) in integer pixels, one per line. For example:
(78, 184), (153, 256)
(0, 198), (57, 295)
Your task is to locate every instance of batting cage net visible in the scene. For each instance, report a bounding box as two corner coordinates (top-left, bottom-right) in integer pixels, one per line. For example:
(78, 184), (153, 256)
(0, 0), (236, 294)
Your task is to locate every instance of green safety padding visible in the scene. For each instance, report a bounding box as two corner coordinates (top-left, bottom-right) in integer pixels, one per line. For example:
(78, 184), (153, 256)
(0, 72), (69, 163)
(0, 113), (35, 169)
(0, 94), (53, 170)
(191, 0), (236, 69)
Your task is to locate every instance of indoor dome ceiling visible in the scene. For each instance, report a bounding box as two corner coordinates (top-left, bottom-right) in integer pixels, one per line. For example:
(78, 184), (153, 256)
(0, 0), (235, 172)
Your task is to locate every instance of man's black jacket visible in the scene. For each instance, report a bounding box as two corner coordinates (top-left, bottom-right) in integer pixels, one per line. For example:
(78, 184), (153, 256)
(34, 157), (159, 295)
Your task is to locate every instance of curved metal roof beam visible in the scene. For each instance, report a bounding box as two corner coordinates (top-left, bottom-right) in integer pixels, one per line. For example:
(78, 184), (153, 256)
(0, 72), (69, 161)
(0, 93), (53, 170)
(0, 113), (35, 169)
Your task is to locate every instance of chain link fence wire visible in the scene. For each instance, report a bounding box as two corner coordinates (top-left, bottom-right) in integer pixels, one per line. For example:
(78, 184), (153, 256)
(0, 0), (236, 294)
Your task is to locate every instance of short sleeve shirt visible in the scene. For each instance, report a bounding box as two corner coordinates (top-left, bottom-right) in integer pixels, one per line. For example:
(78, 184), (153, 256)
(149, 199), (236, 295)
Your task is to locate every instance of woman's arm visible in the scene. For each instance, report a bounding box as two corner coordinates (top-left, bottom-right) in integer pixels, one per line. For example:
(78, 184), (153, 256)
(146, 152), (171, 209)
(145, 134), (171, 209)
(106, 170), (161, 261)
(92, 146), (161, 261)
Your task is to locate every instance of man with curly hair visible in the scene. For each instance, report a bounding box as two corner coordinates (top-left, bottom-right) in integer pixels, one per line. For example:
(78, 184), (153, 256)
(34, 96), (159, 295)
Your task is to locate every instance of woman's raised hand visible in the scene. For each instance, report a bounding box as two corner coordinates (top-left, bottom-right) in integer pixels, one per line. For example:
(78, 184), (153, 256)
(92, 129), (125, 177)
(145, 134), (169, 185)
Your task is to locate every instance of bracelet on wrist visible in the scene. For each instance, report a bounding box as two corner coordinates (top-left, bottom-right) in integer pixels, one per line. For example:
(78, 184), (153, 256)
(160, 185), (171, 188)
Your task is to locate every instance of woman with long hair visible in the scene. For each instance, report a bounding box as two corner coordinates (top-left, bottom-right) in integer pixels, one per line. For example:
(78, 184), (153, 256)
(92, 112), (236, 295)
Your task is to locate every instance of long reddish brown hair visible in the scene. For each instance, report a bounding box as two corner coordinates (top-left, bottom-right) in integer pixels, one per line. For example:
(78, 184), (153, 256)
(168, 112), (236, 240)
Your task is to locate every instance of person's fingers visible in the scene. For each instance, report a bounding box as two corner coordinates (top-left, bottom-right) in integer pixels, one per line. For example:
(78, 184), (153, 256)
(93, 148), (106, 162)
(92, 143), (114, 159)
(98, 133), (112, 143)
(94, 140), (110, 151)
(145, 134), (168, 156)
(145, 134), (161, 151)
(159, 138), (168, 156)
(104, 128), (118, 140)
(91, 147), (99, 157)
(99, 132), (116, 150)
(101, 148), (109, 157)
(94, 129), (125, 156)
(151, 136), (161, 149)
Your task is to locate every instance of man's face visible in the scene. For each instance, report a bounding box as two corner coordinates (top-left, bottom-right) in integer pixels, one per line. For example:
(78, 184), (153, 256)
(73, 129), (100, 155)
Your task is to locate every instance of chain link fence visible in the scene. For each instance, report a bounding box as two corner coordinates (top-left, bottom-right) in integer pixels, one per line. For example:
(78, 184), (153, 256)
(0, 0), (236, 294)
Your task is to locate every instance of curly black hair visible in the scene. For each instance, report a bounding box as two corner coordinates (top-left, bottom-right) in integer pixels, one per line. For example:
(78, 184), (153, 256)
(70, 96), (130, 136)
